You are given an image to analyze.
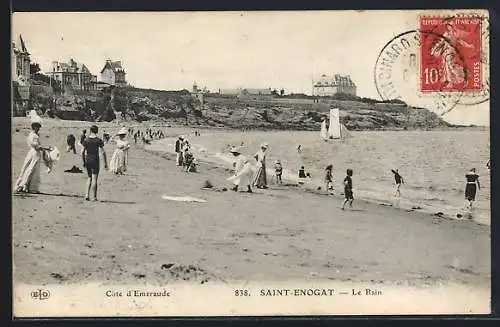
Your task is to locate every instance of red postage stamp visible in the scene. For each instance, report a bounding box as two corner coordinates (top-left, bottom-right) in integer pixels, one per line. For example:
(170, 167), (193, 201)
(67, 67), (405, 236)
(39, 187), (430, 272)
(420, 16), (483, 92)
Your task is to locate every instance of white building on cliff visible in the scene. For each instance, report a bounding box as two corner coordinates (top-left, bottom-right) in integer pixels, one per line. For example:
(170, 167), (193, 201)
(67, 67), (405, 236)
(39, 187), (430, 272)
(312, 74), (357, 97)
(100, 59), (127, 87)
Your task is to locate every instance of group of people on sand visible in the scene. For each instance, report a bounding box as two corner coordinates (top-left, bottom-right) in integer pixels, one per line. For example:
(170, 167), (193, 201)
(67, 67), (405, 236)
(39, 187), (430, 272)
(226, 143), (358, 210)
(174, 135), (197, 173)
(132, 127), (165, 145)
(225, 140), (484, 213)
(68, 125), (130, 201)
(14, 112), (137, 201)
(390, 167), (483, 212)
(13, 113), (487, 215)
(227, 142), (270, 193)
(321, 165), (354, 210)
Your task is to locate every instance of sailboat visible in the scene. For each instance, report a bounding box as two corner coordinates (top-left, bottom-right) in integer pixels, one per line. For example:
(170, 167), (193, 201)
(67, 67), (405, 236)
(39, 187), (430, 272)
(321, 108), (351, 140)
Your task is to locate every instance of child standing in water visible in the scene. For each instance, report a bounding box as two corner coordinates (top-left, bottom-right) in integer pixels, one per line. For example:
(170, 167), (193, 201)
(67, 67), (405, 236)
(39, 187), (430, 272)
(274, 160), (283, 184)
(298, 166), (306, 178)
(324, 164), (334, 194)
(341, 169), (354, 210)
(391, 169), (404, 197)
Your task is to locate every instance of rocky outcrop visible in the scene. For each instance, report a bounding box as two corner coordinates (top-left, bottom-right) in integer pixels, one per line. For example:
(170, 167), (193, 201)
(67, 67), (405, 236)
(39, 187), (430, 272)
(20, 85), (451, 130)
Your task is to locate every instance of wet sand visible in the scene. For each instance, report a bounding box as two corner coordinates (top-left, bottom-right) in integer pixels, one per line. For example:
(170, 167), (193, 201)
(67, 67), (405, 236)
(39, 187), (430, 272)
(12, 118), (490, 290)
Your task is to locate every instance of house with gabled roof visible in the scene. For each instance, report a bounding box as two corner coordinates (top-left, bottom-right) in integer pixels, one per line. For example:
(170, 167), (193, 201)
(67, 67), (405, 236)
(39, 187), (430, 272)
(100, 59), (127, 87)
(50, 58), (97, 92)
(12, 34), (31, 86)
(312, 74), (357, 97)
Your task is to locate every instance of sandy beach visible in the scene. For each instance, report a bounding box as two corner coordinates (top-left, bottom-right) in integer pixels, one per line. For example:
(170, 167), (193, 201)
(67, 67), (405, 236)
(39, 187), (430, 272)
(12, 117), (490, 292)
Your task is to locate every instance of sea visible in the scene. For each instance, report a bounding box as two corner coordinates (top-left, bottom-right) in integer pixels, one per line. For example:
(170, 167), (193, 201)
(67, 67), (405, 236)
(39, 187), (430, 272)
(149, 129), (491, 226)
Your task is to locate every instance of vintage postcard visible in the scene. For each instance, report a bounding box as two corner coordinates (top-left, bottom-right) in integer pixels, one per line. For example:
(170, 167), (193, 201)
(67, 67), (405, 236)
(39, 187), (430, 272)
(12, 10), (490, 317)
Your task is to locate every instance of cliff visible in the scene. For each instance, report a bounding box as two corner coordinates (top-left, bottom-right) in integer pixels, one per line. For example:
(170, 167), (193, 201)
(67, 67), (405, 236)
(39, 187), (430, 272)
(19, 85), (451, 131)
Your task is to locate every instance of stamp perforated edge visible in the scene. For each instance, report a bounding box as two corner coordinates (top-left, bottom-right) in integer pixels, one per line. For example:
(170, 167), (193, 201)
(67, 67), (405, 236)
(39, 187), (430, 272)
(417, 13), (489, 99)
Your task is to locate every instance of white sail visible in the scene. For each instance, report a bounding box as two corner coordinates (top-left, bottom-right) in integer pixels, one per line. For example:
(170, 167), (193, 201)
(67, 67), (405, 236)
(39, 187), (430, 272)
(328, 108), (341, 139)
(340, 123), (351, 139)
(320, 120), (328, 140)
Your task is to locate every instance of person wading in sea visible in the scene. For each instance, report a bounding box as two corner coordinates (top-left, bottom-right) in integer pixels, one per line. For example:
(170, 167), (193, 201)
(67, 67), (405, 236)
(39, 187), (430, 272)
(464, 168), (481, 211)
(391, 169), (404, 197)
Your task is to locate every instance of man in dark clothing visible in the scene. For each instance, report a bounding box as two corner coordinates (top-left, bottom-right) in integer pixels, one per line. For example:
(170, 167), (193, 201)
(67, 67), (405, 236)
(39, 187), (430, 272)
(391, 169), (404, 197)
(66, 134), (77, 154)
(175, 136), (184, 166)
(82, 125), (107, 201)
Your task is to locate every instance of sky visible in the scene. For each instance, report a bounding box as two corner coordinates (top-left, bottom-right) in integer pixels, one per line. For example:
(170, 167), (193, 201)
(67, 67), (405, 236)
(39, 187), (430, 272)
(12, 11), (489, 125)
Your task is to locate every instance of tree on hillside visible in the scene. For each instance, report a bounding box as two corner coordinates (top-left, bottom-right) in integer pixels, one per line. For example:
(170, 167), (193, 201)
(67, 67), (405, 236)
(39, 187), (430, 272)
(280, 88), (285, 96)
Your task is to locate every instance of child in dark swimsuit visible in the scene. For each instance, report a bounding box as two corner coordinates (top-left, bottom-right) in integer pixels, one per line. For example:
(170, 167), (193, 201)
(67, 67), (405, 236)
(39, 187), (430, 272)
(274, 160), (283, 184)
(391, 169), (404, 197)
(324, 164), (333, 193)
(341, 168), (354, 210)
(66, 134), (76, 154)
(298, 166), (306, 178)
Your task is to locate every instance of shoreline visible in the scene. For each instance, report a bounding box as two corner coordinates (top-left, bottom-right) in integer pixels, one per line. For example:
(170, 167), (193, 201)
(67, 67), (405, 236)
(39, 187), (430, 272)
(12, 117), (490, 292)
(146, 136), (489, 227)
(12, 116), (488, 132)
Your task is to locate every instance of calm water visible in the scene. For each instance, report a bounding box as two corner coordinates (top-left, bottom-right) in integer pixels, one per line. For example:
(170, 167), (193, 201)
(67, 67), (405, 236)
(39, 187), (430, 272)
(151, 130), (491, 225)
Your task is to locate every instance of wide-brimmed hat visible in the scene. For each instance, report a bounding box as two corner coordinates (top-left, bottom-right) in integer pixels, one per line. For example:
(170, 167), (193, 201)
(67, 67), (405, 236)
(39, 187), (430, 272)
(229, 146), (241, 154)
(260, 142), (269, 149)
(179, 135), (185, 140)
(117, 127), (128, 135)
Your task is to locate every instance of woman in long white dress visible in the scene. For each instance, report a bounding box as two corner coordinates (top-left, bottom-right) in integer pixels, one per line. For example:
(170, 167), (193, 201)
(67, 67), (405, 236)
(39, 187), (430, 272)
(227, 146), (254, 193)
(14, 118), (52, 193)
(109, 127), (130, 175)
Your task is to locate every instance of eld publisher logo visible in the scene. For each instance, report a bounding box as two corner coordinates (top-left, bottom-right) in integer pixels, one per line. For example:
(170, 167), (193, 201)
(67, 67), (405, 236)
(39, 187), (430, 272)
(31, 289), (51, 300)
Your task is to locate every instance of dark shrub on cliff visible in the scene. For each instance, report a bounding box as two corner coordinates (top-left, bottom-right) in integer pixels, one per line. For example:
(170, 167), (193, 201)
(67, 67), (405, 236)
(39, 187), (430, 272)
(331, 93), (358, 101)
(101, 104), (116, 122)
(112, 88), (129, 112)
(136, 112), (151, 122)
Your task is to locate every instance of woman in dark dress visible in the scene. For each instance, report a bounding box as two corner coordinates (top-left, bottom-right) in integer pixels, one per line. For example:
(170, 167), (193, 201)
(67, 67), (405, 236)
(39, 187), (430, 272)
(464, 168), (480, 210)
